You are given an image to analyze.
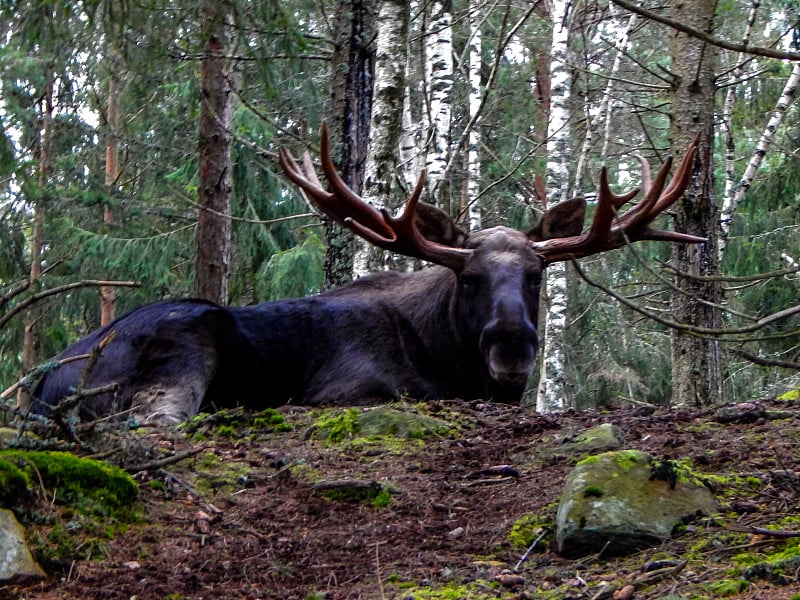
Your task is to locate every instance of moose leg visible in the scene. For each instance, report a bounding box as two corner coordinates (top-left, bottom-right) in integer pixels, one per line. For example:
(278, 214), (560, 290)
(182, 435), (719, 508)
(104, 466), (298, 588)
(128, 348), (218, 426)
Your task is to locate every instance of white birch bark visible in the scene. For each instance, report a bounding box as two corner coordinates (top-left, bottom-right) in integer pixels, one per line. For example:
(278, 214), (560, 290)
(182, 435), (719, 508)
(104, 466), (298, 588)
(537, 0), (573, 414)
(353, 0), (408, 278)
(720, 59), (800, 261)
(574, 11), (635, 189)
(424, 0), (453, 205)
(720, 0), (760, 262)
(465, 0), (482, 231)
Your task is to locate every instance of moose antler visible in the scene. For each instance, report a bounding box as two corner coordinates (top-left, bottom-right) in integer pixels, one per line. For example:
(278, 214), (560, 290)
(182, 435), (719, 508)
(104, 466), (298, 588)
(278, 123), (470, 270)
(530, 137), (706, 264)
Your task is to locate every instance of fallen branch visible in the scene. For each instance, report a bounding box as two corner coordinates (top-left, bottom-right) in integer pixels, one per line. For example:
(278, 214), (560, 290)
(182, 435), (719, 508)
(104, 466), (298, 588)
(126, 447), (205, 474)
(723, 523), (800, 538)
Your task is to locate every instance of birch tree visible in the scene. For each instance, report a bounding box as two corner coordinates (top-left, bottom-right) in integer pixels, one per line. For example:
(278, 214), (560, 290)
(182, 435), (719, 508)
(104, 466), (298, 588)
(720, 61), (800, 260)
(353, 0), (409, 277)
(464, 0), (482, 231)
(536, 0), (574, 413)
(424, 0), (454, 206)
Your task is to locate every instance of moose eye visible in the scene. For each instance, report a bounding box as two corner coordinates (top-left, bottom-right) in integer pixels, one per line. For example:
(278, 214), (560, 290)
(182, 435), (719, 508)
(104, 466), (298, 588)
(461, 273), (481, 288)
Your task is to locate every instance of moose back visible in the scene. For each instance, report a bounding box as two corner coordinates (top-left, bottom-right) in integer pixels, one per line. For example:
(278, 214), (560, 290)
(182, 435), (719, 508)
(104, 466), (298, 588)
(33, 127), (703, 425)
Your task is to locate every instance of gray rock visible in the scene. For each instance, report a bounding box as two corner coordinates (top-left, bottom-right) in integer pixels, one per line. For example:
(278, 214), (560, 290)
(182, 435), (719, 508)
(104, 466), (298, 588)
(0, 508), (45, 584)
(567, 423), (624, 454)
(555, 450), (716, 558)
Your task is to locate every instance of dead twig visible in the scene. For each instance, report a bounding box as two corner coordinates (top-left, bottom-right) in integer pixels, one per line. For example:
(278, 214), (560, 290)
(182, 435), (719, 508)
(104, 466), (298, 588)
(723, 523), (800, 538)
(126, 447), (205, 474)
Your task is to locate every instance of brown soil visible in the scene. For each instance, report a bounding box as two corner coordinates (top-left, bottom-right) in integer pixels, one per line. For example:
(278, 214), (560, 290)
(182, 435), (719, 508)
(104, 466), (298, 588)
(8, 396), (800, 600)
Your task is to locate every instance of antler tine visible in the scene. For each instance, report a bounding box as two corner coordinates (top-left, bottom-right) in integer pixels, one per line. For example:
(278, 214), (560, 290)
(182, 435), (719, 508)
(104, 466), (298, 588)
(279, 123), (471, 271)
(584, 166), (640, 246)
(531, 138), (706, 264)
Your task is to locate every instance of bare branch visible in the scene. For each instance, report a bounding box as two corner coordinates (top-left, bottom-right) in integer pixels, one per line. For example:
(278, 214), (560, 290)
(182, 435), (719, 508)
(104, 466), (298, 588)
(611, 0), (800, 61)
(0, 280), (140, 330)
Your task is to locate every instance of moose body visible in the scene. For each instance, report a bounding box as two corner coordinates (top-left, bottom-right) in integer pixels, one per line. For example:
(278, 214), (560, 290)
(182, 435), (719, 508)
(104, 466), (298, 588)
(32, 126), (703, 425)
(34, 226), (561, 424)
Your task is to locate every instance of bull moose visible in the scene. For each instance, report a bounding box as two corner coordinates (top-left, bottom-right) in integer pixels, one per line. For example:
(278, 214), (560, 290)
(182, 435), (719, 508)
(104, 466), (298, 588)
(32, 126), (703, 425)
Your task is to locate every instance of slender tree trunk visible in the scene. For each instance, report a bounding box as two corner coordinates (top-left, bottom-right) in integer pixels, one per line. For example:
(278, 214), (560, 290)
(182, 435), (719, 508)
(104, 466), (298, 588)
(101, 57), (121, 326)
(537, 0), (573, 414)
(18, 73), (53, 409)
(324, 0), (376, 289)
(423, 0), (453, 207)
(575, 10), (636, 186)
(720, 61), (800, 261)
(720, 0), (760, 262)
(353, 0), (408, 277)
(669, 0), (722, 408)
(463, 0), (482, 231)
(194, 0), (235, 305)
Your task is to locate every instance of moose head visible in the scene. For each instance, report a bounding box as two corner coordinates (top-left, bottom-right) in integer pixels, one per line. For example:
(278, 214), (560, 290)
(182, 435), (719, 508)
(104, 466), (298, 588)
(278, 125), (703, 403)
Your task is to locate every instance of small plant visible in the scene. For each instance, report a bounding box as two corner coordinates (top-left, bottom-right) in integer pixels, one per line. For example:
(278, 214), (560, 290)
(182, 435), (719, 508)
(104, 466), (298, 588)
(583, 485), (604, 498)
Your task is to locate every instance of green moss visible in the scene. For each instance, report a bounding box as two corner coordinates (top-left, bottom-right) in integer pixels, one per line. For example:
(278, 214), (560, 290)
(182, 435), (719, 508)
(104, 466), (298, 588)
(216, 424), (235, 438)
(0, 457), (31, 506)
(704, 579), (749, 596)
(391, 581), (516, 599)
(371, 487), (392, 508)
(507, 514), (552, 549)
(576, 455), (599, 466)
(319, 482), (395, 506)
(314, 408), (361, 444)
(198, 452), (221, 469)
(0, 450), (137, 516)
(777, 388), (799, 402)
(583, 485), (604, 498)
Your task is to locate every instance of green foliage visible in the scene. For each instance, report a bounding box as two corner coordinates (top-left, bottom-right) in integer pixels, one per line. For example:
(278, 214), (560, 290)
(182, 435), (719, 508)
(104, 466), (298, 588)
(257, 231), (325, 300)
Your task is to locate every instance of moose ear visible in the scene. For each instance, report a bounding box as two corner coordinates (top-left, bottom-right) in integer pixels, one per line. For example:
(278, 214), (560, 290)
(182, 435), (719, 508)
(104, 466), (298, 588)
(527, 196), (587, 241)
(414, 202), (469, 247)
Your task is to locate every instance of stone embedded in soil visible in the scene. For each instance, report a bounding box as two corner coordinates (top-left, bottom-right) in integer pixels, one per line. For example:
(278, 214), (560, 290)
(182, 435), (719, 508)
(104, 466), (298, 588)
(555, 450), (717, 558)
(0, 508), (46, 584)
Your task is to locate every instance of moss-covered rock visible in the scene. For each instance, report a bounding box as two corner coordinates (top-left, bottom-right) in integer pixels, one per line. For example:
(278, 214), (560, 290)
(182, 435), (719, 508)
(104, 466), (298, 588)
(0, 450), (138, 516)
(555, 450), (716, 558)
(567, 423), (623, 455)
(0, 457), (31, 507)
(311, 406), (453, 446)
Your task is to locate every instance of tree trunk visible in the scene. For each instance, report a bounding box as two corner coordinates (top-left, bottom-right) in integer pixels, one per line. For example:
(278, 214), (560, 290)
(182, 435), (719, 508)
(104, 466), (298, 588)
(720, 61), (800, 261)
(324, 0), (376, 289)
(536, 0), (573, 414)
(101, 52), (121, 326)
(194, 0), (235, 305)
(423, 0), (453, 208)
(353, 0), (408, 277)
(18, 72), (53, 409)
(669, 0), (722, 408)
(464, 0), (482, 232)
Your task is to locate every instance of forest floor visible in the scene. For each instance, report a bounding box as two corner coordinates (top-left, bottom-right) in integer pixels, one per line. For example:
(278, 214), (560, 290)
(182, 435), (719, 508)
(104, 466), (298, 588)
(8, 393), (800, 600)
